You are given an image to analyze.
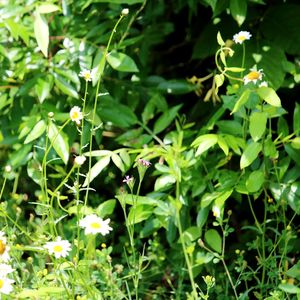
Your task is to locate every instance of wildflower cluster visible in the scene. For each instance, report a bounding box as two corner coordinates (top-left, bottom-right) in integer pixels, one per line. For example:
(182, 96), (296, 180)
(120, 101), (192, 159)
(0, 232), (15, 296)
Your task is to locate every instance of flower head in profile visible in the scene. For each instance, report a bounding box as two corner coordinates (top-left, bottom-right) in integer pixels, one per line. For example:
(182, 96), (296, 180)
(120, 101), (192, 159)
(212, 205), (221, 218)
(74, 155), (86, 167)
(121, 8), (129, 16)
(70, 106), (83, 125)
(44, 236), (71, 259)
(233, 31), (252, 44)
(243, 68), (263, 85)
(0, 276), (14, 295)
(79, 214), (112, 236)
(0, 232), (10, 262)
(123, 175), (134, 185)
(79, 69), (95, 82)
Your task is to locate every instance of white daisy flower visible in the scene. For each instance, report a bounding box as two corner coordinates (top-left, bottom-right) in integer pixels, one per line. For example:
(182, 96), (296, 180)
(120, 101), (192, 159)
(243, 68), (263, 85)
(79, 69), (96, 82)
(0, 276), (14, 295)
(0, 264), (14, 276)
(44, 236), (71, 259)
(0, 232), (10, 262)
(74, 155), (86, 166)
(70, 106), (83, 125)
(79, 214), (113, 236)
(233, 31), (252, 44)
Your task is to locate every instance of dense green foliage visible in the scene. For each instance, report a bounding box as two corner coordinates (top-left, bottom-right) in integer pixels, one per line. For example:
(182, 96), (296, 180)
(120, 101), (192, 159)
(0, 0), (300, 299)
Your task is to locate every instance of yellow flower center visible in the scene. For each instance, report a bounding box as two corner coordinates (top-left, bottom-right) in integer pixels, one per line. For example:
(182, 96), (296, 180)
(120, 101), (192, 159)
(91, 222), (101, 229)
(0, 279), (3, 288)
(84, 73), (91, 80)
(71, 111), (79, 120)
(53, 245), (63, 253)
(0, 240), (6, 255)
(238, 35), (246, 41)
(246, 71), (260, 80)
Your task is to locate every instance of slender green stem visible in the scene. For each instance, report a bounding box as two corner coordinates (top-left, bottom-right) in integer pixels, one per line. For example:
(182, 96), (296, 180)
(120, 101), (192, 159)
(247, 195), (263, 234)
(0, 176), (7, 201)
(241, 43), (246, 78)
(84, 14), (125, 208)
(175, 180), (198, 299)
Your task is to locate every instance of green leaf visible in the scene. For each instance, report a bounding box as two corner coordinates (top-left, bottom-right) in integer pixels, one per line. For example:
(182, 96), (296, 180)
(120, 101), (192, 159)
(34, 10), (49, 57)
(257, 87), (281, 107)
(83, 155), (111, 187)
(240, 142), (262, 169)
(48, 122), (69, 165)
(230, 0), (247, 26)
(204, 229), (222, 253)
(291, 137), (300, 149)
(128, 205), (153, 224)
(192, 134), (218, 157)
(246, 170), (265, 193)
(96, 199), (116, 218)
(154, 174), (176, 191)
(183, 226), (201, 243)
(293, 103), (300, 134)
(231, 89), (251, 114)
(27, 159), (43, 185)
(35, 77), (52, 103)
(286, 261), (300, 280)
(285, 144), (300, 166)
(54, 74), (79, 99)
(153, 104), (182, 134)
(87, 0), (143, 3)
(24, 120), (47, 144)
(217, 31), (225, 46)
(278, 283), (300, 294)
(249, 112), (267, 142)
(107, 51), (139, 72)
(111, 153), (125, 172)
(38, 3), (60, 13)
(217, 135), (229, 155)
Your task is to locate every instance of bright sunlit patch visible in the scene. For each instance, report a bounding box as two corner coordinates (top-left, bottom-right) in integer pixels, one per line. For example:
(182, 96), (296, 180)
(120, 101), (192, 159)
(44, 236), (71, 259)
(74, 155), (86, 166)
(70, 106), (83, 125)
(243, 68), (263, 85)
(79, 214), (112, 236)
(0, 232), (10, 262)
(233, 31), (252, 44)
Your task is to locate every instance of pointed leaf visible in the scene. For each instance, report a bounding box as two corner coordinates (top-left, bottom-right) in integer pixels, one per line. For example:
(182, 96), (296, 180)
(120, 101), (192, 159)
(257, 87), (281, 107)
(192, 134), (218, 157)
(240, 141), (262, 169)
(24, 120), (47, 144)
(54, 74), (79, 99)
(48, 122), (69, 165)
(83, 156), (110, 187)
(231, 89), (251, 114)
(217, 31), (225, 46)
(246, 170), (265, 193)
(230, 0), (247, 26)
(249, 112), (267, 141)
(34, 10), (49, 57)
(107, 51), (139, 72)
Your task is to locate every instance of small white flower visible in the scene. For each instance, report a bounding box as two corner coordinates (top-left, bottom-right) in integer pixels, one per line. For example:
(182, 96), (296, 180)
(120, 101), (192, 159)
(121, 8), (129, 16)
(259, 81), (268, 87)
(233, 31), (252, 44)
(70, 106), (83, 125)
(44, 236), (71, 259)
(79, 214), (112, 236)
(212, 205), (221, 218)
(4, 165), (12, 173)
(243, 68), (263, 85)
(79, 69), (96, 82)
(74, 155), (86, 166)
(0, 232), (10, 262)
(0, 264), (14, 276)
(0, 276), (14, 295)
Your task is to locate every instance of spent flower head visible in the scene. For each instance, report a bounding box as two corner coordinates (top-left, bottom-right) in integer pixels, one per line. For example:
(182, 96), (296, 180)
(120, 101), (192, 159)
(0, 276), (14, 295)
(79, 214), (113, 236)
(138, 158), (151, 167)
(44, 236), (71, 259)
(233, 31), (251, 44)
(243, 68), (263, 85)
(70, 106), (83, 125)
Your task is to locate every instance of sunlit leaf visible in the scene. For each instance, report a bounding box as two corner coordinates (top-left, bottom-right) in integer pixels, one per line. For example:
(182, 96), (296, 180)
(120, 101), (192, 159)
(34, 10), (49, 57)
(107, 51), (139, 72)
